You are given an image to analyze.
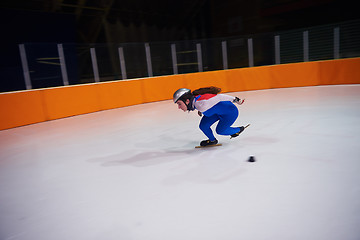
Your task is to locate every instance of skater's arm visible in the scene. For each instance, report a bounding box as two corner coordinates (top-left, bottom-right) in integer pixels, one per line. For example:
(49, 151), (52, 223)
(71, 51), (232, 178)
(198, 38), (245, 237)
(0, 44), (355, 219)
(218, 94), (245, 105)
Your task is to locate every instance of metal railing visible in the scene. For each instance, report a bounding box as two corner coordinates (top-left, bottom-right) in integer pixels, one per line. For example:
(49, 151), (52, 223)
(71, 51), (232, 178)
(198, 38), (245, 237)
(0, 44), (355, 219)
(5, 19), (360, 92)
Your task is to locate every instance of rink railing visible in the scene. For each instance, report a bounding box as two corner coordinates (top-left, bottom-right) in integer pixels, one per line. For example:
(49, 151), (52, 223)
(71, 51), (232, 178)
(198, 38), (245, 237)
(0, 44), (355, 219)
(0, 57), (359, 130)
(2, 19), (359, 93)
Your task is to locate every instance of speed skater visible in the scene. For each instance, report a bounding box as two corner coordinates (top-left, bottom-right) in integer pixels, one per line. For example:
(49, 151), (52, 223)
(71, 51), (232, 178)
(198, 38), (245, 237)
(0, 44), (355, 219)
(173, 86), (246, 147)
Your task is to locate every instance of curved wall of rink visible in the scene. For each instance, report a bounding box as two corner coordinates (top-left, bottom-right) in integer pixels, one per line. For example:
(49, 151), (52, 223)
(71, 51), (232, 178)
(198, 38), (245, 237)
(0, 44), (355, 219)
(0, 57), (359, 130)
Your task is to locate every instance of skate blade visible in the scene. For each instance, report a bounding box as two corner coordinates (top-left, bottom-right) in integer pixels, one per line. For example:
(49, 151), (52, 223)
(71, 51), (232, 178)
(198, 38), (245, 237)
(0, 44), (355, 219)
(195, 143), (222, 148)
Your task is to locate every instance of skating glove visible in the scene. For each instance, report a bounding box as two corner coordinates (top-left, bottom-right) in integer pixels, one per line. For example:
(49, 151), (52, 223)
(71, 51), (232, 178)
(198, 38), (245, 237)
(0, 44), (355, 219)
(233, 97), (245, 105)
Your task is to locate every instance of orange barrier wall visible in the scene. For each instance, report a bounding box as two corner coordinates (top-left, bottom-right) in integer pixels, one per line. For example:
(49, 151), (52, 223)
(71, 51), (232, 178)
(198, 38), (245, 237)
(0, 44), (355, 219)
(1, 58), (359, 130)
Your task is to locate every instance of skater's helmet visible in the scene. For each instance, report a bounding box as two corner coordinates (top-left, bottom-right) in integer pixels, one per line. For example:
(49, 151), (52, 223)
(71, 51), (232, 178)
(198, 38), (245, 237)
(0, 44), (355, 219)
(173, 88), (191, 103)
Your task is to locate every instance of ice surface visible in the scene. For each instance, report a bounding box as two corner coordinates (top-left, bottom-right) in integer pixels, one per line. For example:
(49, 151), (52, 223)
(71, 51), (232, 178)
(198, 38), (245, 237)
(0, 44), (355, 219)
(1, 85), (360, 240)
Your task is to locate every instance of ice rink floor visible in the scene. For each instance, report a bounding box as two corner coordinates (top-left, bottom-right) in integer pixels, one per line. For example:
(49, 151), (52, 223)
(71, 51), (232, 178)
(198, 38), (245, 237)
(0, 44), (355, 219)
(1, 85), (360, 240)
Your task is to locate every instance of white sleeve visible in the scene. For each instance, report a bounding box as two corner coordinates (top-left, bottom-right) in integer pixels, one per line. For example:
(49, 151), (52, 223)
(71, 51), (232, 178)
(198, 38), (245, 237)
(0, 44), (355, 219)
(194, 94), (236, 112)
(217, 94), (235, 102)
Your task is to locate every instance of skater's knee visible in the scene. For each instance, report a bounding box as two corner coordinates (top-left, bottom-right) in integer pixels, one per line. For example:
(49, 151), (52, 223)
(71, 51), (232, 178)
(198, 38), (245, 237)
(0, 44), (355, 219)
(215, 125), (226, 135)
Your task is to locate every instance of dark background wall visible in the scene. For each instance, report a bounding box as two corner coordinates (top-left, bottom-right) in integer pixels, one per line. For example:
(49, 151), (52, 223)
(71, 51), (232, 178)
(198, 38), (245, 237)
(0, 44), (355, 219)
(0, 0), (358, 92)
(1, 0), (358, 44)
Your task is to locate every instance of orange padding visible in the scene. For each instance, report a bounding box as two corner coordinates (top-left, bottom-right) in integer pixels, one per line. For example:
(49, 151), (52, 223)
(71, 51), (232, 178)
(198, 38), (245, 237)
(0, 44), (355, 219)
(1, 58), (359, 130)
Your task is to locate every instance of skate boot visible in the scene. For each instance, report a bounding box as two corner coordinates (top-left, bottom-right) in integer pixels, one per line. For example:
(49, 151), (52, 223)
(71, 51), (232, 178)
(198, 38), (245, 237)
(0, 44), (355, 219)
(230, 124), (250, 139)
(200, 139), (218, 147)
(230, 126), (245, 139)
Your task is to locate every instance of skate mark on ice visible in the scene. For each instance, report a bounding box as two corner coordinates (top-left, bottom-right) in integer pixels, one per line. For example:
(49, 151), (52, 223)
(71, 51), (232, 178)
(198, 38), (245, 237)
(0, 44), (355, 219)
(88, 148), (203, 167)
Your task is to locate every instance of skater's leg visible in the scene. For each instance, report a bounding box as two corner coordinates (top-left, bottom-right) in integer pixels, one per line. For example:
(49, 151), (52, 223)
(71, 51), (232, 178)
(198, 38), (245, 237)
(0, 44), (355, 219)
(215, 107), (240, 136)
(199, 115), (219, 141)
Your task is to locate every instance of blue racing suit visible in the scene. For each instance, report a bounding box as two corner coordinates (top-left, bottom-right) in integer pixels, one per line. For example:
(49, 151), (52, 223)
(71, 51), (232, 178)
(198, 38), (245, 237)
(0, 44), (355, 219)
(193, 94), (240, 141)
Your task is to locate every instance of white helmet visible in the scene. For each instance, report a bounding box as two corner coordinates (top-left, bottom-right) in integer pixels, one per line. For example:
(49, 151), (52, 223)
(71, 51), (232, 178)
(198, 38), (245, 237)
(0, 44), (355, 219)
(173, 88), (191, 103)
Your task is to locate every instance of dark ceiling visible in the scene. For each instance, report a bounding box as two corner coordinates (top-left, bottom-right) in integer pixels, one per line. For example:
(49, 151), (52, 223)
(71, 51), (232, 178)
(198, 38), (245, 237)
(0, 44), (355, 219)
(0, 0), (358, 44)
(1, 0), (211, 43)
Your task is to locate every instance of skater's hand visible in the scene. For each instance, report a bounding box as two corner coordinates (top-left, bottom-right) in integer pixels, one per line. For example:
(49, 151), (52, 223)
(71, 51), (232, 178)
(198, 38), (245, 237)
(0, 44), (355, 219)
(198, 111), (203, 117)
(233, 97), (245, 105)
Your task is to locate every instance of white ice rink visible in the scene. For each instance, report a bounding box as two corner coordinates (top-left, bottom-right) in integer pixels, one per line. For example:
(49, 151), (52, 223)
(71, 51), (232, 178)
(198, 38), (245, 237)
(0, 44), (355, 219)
(1, 85), (360, 240)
